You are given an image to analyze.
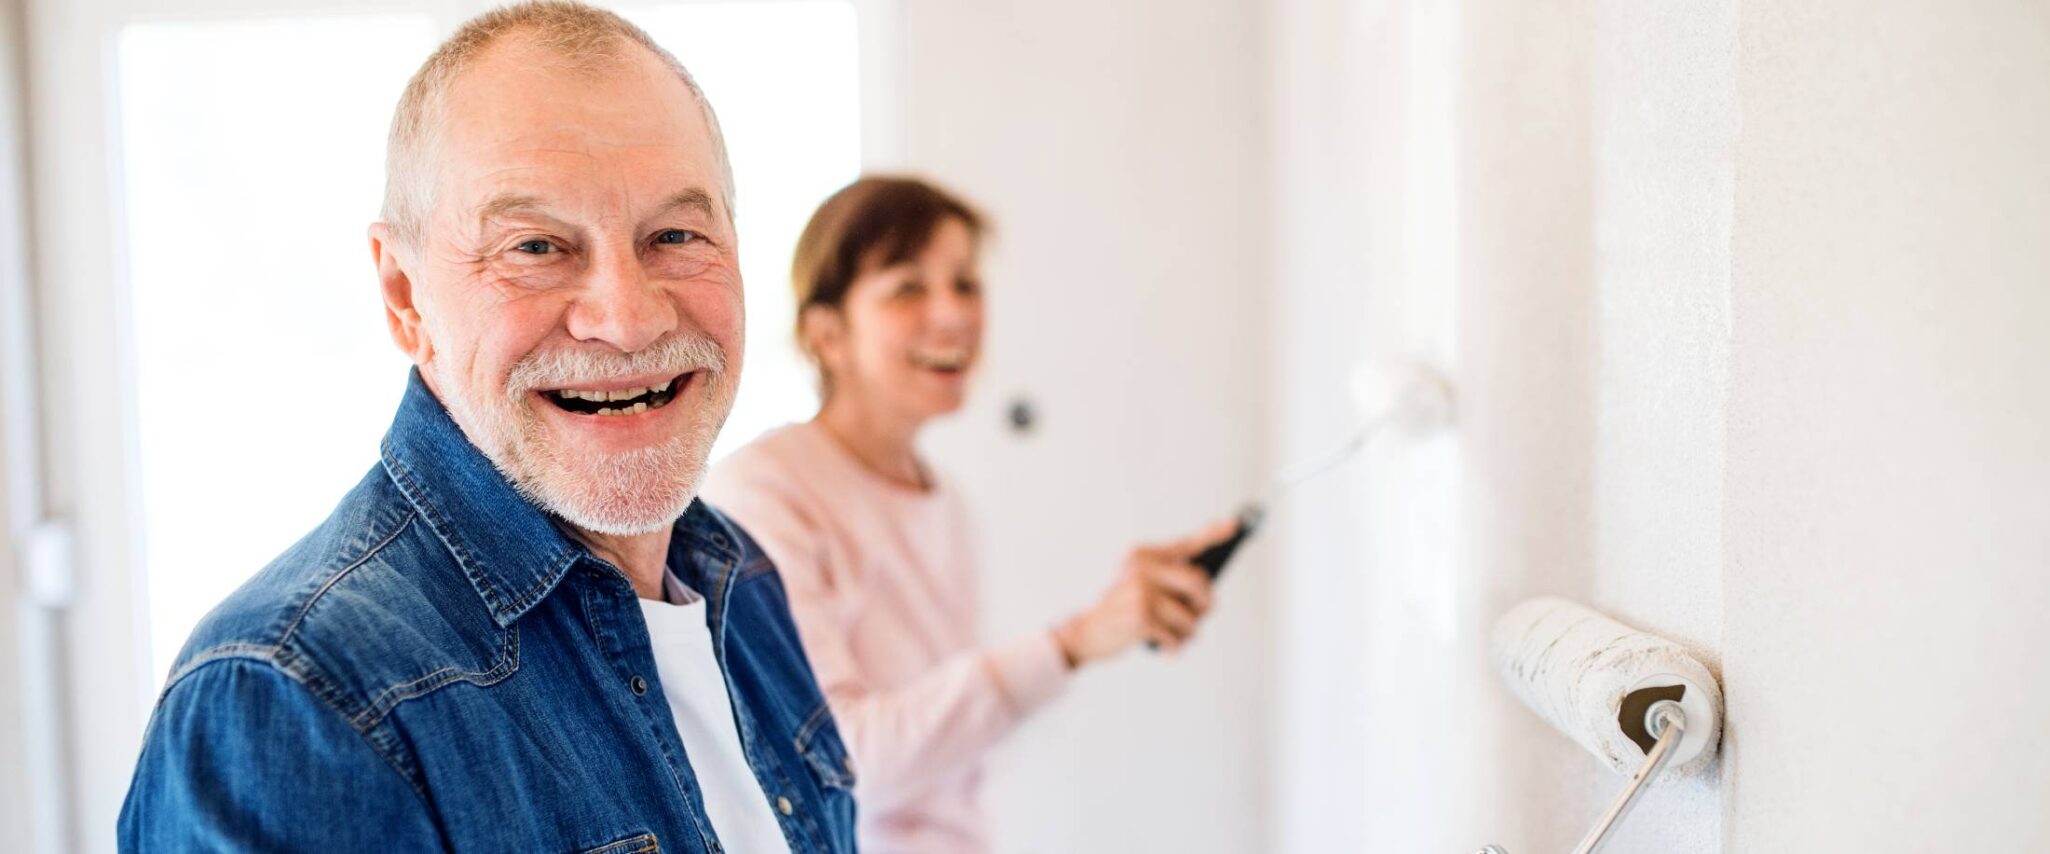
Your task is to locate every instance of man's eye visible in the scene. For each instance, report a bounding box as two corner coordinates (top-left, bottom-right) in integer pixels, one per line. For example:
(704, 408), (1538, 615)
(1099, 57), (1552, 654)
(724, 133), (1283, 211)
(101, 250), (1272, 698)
(514, 239), (556, 255)
(654, 229), (699, 245)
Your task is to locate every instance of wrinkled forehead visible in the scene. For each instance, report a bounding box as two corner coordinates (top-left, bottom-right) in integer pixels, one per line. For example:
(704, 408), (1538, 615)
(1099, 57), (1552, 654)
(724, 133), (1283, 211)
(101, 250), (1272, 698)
(430, 43), (727, 229)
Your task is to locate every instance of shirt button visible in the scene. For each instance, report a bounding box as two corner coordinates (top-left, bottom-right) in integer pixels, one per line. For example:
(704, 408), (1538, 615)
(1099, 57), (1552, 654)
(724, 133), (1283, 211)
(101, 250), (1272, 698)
(629, 675), (648, 696)
(777, 796), (794, 816)
(708, 841), (723, 853)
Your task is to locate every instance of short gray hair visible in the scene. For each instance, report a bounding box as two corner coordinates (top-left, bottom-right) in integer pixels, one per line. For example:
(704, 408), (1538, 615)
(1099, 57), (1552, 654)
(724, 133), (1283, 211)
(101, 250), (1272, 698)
(380, 0), (735, 246)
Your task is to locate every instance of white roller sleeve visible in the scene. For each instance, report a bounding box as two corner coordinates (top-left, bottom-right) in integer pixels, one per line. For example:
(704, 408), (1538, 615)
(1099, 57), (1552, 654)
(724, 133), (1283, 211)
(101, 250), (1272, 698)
(1492, 597), (1723, 777)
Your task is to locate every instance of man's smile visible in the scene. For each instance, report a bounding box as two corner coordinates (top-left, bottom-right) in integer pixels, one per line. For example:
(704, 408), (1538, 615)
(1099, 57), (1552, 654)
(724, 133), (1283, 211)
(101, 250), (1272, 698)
(538, 372), (691, 417)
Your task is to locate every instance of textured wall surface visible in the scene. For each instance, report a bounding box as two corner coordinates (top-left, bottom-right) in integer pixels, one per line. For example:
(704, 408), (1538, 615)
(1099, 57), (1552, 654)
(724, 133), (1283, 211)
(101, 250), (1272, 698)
(1456, 2), (1609, 849)
(1723, 1), (2050, 848)
(1270, 1), (1735, 849)
(1276, 1), (2045, 850)
(1583, 1), (1736, 850)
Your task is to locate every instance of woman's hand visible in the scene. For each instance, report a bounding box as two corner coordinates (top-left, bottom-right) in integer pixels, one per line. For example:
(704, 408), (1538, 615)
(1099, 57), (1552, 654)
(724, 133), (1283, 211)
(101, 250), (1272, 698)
(1052, 518), (1239, 667)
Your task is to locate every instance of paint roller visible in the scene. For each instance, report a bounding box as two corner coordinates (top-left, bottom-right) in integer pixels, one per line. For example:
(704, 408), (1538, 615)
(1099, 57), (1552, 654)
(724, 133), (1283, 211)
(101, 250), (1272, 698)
(1475, 597), (1725, 854)
(1190, 360), (1455, 578)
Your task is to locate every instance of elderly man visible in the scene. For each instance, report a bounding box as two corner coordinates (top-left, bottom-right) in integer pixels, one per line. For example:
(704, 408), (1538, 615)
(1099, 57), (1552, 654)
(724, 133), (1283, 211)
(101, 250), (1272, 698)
(117, 3), (854, 851)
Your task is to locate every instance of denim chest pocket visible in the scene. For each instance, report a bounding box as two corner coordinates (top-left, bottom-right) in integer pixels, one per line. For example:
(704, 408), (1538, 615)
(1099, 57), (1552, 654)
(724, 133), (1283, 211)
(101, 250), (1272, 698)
(578, 831), (659, 854)
(794, 703), (857, 792)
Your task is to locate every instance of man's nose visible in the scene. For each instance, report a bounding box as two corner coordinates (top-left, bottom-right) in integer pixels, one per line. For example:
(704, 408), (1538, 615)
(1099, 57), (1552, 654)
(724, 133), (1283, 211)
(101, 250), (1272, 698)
(566, 244), (677, 353)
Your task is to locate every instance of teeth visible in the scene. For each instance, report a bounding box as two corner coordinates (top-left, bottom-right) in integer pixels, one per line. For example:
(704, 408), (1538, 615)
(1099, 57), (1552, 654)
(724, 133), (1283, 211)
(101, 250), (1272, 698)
(581, 401), (654, 417)
(913, 351), (968, 370)
(553, 380), (678, 403)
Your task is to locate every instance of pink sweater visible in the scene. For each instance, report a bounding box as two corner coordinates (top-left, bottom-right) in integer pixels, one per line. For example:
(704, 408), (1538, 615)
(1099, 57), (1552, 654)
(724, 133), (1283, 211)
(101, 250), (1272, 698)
(701, 422), (1071, 854)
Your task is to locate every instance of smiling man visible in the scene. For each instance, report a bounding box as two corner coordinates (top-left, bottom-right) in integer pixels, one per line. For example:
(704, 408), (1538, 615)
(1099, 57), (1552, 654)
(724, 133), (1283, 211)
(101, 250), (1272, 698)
(117, 3), (855, 851)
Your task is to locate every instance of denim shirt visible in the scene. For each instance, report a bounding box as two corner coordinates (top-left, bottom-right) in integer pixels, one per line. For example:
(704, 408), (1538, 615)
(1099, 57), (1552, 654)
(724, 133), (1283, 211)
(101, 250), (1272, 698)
(119, 371), (858, 853)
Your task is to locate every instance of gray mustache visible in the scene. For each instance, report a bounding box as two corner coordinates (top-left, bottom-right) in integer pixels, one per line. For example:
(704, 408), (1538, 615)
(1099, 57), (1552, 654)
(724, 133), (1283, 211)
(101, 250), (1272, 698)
(506, 334), (726, 395)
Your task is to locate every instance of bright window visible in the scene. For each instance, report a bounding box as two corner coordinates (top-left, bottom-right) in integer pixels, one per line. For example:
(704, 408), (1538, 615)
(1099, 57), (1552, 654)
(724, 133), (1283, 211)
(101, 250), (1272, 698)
(117, 15), (437, 685)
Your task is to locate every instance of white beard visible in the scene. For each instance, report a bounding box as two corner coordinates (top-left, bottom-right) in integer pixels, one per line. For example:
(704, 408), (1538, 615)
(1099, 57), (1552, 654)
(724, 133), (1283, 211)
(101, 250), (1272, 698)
(504, 428), (710, 537)
(434, 334), (732, 536)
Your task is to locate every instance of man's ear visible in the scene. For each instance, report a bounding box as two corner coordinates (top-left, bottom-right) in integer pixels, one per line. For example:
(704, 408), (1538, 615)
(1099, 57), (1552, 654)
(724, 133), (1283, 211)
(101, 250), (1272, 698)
(369, 223), (433, 365)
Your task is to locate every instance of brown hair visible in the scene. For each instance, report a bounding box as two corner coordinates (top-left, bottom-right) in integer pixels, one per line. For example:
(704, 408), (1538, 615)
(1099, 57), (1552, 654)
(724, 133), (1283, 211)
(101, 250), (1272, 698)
(790, 176), (986, 382)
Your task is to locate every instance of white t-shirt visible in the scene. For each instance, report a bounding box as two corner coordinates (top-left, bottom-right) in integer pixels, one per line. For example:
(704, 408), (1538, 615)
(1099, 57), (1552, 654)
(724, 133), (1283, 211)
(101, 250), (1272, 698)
(639, 578), (795, 854)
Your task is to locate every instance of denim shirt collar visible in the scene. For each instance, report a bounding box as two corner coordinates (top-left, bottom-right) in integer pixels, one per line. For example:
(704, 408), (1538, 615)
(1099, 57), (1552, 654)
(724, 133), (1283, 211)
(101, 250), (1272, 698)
(378, 369), (741, 628)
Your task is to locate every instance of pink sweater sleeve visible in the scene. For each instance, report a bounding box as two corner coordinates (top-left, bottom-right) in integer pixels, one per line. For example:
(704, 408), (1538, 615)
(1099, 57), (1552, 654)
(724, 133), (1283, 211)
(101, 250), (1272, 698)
(704, 454), (1071, 811)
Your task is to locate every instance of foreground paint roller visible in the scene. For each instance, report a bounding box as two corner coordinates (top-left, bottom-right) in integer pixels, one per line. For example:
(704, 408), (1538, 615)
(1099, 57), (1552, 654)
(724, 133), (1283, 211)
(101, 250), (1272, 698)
(1475, 597), (1724, 854)
(1190, 360), (1455, 578)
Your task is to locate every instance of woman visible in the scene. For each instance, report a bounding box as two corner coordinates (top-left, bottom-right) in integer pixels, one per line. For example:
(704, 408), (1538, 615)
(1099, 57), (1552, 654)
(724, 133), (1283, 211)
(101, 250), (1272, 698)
(701, 176), (1229, 853)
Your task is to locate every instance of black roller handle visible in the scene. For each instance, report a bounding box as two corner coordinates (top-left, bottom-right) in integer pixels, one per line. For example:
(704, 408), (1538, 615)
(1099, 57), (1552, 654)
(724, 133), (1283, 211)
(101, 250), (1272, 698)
(1147, 508), (1263, 651)
(1191, 518), (1256, 579)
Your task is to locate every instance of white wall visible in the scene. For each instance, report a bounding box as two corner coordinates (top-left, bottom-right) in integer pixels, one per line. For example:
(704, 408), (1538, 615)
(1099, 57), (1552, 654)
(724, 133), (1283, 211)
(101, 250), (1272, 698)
(1274, 1), (1620, 850)
(1723, 0), (2050, 847)
(897, 1), (1274, 852)
(1470, 1), (1741, 850)
(1454, 2), (1607, 849)
(1581, 1), (1735, 850)
(1274, 0), (2050, 851)
(1265, 0), (1393, 848)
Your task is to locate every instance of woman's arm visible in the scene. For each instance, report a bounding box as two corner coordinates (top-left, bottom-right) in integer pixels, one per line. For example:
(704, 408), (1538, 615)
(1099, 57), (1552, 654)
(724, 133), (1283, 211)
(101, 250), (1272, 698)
(704, 453), (1230, 811)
